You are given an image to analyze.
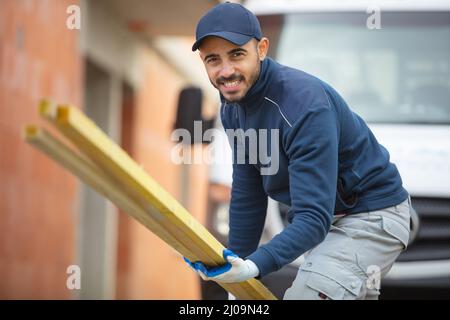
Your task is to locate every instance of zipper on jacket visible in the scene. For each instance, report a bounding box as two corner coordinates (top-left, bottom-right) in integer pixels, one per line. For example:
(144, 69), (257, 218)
(236, 103), (247, 131)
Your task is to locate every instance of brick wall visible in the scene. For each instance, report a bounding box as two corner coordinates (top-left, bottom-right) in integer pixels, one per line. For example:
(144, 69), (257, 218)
(0, 0), (208, 299)
(0, 0), (82, 299)
(116, 47), (208, 299)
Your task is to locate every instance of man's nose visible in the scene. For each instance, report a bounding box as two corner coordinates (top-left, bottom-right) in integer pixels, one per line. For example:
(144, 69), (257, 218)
(219, 62), (235, 78)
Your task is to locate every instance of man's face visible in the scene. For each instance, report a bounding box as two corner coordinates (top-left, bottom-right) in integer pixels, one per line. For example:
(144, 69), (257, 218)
(199, 37), (265, 102)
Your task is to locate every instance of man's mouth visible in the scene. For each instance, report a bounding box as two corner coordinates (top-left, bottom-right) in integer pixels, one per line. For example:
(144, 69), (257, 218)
(219, 78), (243, 93)
(223, 80), (241, 88)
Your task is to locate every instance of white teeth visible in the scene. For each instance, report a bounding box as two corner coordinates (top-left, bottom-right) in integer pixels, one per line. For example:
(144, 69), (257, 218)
(224, 80), (240, 87)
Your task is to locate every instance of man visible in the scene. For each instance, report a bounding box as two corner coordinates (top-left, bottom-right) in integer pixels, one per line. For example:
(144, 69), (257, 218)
(185, 2), (411, 300)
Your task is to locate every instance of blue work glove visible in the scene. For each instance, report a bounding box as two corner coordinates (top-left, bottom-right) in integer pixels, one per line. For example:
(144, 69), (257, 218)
(183, 249), (259, 283)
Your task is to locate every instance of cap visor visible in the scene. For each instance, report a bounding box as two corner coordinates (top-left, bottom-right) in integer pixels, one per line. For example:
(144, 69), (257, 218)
(192, 31), (253, 51)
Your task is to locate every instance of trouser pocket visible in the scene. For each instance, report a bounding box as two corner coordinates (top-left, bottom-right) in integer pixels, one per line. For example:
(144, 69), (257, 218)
(374, 199), (411, 250)
(381, 215), (410, 250)
(284, 262), (364, 300)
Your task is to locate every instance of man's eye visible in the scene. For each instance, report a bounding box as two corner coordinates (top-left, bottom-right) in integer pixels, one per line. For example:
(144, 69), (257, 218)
(232, 52), (243, 57)
(206, 57), (218, 64)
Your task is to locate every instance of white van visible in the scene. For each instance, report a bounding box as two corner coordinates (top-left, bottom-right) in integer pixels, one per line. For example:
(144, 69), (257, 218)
(203, 0), (450, 299)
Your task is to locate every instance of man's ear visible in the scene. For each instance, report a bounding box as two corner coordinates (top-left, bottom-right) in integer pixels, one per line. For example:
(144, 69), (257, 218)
(257, 37), (270, 61)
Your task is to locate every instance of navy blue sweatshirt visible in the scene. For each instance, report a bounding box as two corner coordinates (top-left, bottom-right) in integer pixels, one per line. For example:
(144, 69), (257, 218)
(220, 57), (408, 278)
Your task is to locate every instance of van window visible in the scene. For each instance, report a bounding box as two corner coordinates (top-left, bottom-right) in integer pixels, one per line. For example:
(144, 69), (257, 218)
(275, 12), (450, 124)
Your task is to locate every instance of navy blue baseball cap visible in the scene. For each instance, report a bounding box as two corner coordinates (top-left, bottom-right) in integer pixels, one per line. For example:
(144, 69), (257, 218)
(192, 2), (262, 51)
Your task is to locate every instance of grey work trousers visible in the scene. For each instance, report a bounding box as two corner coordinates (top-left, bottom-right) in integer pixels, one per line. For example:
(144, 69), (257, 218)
(284, 198), (411, 300)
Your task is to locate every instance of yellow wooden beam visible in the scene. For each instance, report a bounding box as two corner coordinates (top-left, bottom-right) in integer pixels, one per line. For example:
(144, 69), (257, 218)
(39, 98), (57, 121)
(37, 100), (209, 261)
(56, 106), (222, 258)
(24, 126), (257, 300)
(47, 105), (276, 300)
(23, 125), (198, 259)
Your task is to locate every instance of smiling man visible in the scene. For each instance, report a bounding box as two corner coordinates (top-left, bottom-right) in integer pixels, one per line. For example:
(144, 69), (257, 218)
(199, 37), (267, 102)
(185, 2), (412, 300)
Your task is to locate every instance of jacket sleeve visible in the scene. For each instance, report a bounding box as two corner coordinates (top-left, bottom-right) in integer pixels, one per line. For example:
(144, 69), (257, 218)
(247, 104), (339, 277)
(220, 106), (268, 259)
(227, 146), (268, 259)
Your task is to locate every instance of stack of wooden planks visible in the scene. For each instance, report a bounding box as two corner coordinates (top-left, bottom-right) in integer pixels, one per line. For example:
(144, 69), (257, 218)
(23, 100), (276, 300)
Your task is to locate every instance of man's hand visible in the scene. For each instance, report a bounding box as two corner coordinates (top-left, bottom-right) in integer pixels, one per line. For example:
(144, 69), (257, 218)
(183, 249), (259, 283)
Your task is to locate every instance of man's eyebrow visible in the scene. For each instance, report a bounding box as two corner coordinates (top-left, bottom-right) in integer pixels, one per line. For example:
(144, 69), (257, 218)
(203, 48), (247, 62)
(227, 48), (247, 55)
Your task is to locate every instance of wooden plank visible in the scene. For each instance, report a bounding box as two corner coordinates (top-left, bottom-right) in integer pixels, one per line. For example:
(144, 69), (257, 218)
(38, 103), (277, 300)
(39, 100), (216, 263)
(23, 126), (197, 260)
(55, 106), (224, 258)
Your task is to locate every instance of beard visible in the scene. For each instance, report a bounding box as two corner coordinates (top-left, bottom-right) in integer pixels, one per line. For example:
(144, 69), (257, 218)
(210, 59), (261, 103)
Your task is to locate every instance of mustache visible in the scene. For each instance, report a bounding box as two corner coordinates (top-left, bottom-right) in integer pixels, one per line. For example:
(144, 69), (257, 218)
(216, 74), (245, 85)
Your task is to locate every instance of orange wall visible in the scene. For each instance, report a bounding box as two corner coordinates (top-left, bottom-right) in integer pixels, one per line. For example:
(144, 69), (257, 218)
(0, 0), (82, 298)
(116, 48), (209, 299)
(0, 0), (209, 300)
